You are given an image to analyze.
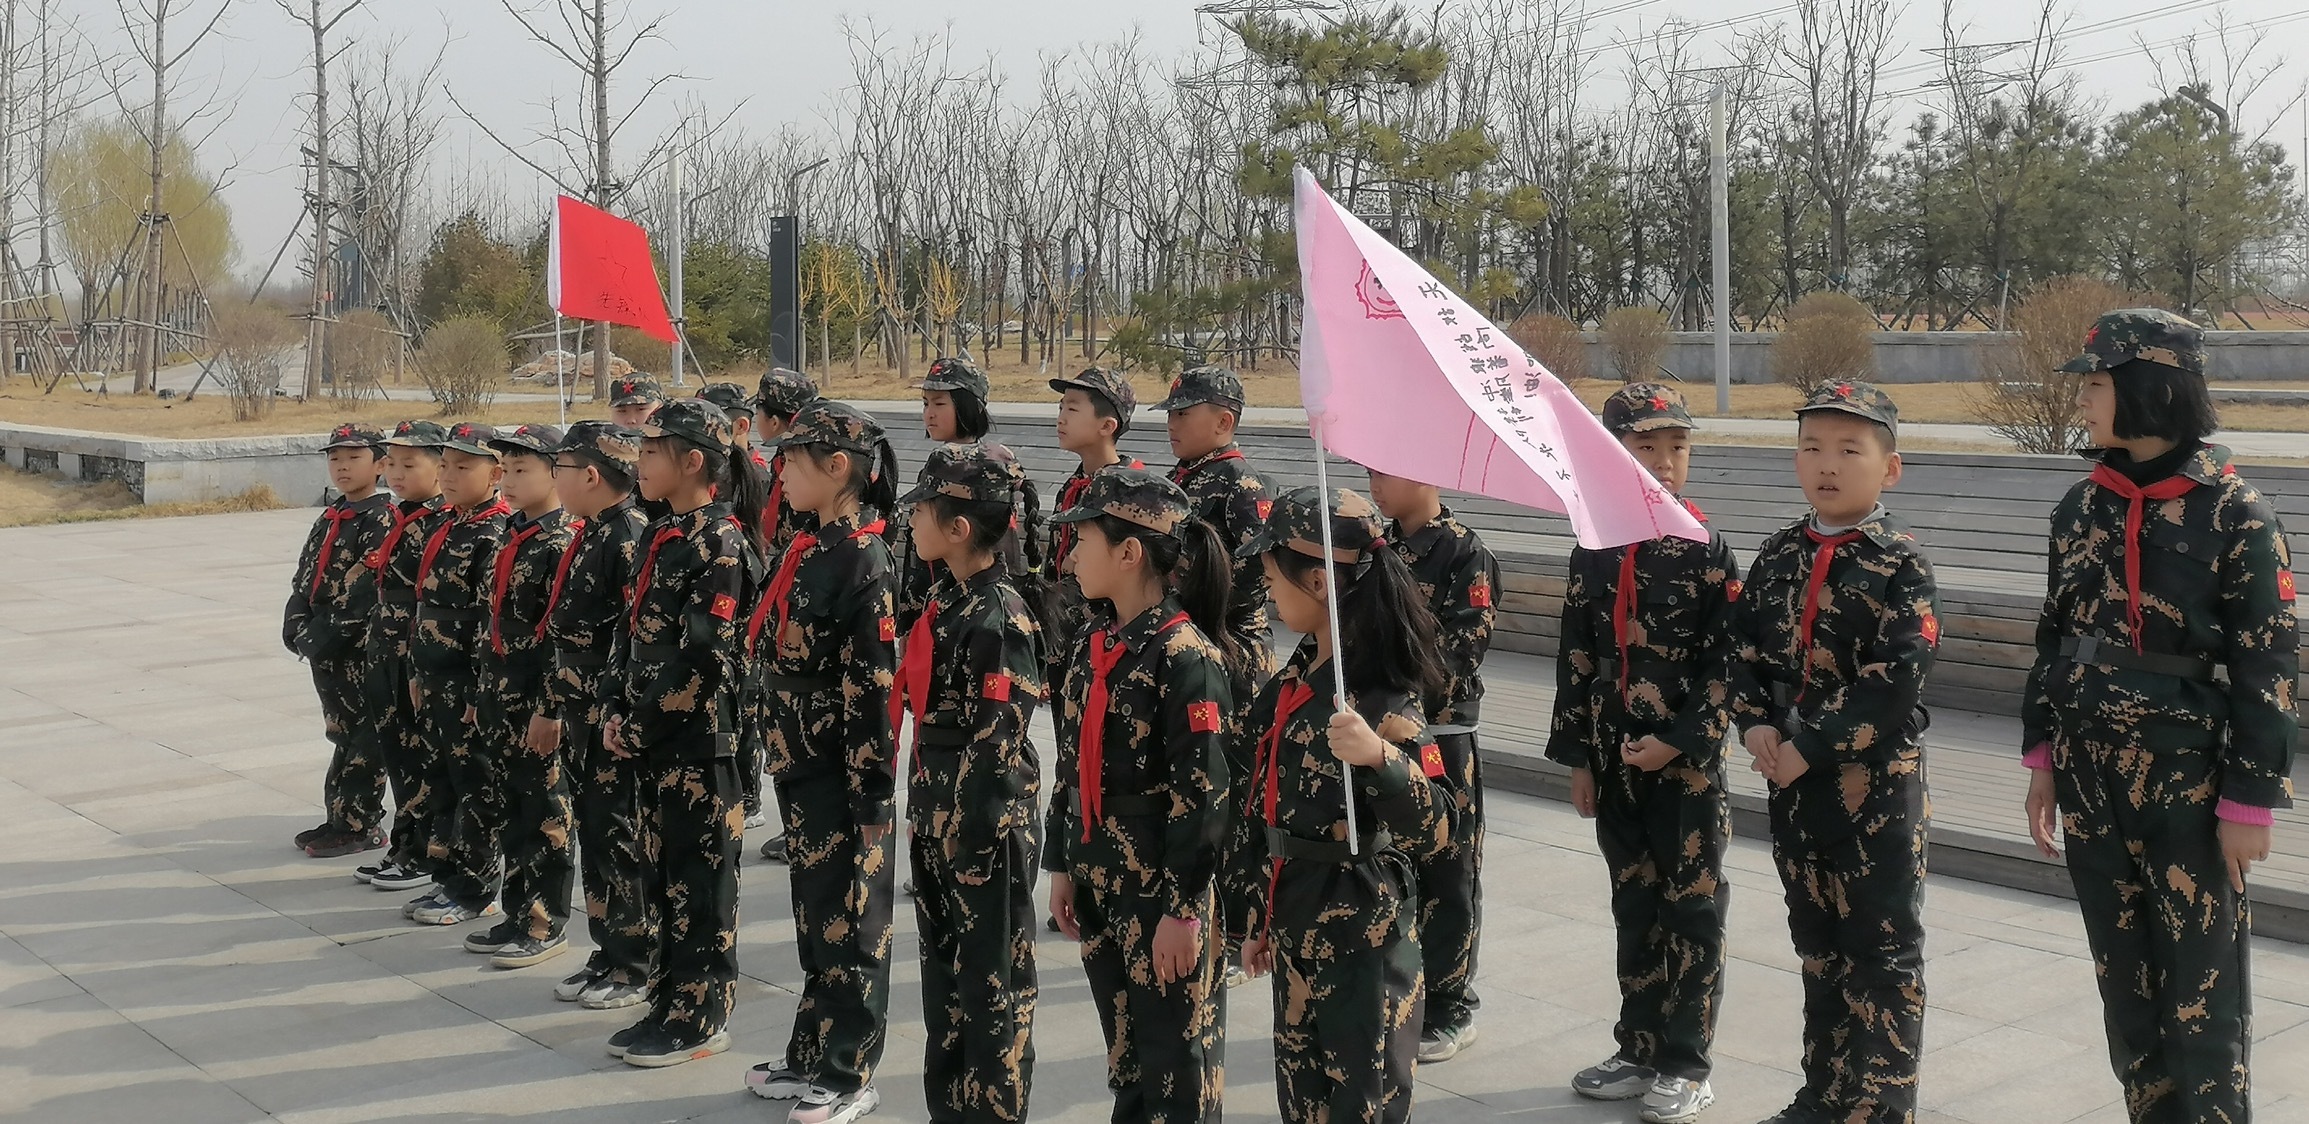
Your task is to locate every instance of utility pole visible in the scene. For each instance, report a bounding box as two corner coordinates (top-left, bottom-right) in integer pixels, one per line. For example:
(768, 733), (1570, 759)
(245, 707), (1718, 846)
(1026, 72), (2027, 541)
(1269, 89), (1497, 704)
(1711, 82), (1730, 415)
(667, 142), (684, 386)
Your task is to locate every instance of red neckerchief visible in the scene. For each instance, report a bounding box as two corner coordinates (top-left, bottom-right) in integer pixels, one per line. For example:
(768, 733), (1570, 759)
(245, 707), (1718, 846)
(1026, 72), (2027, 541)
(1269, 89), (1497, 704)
(1169, 447), (1245, 486)
(487, 519), (544, 655)
(891, 600), (939, 773)
(416, 497), (511, 594)
(1249, 674), (1318, 944)
(1076, 611), (1190, 841)
(1610, 500), (1705, 704)
(369, 499), (445, 588)
(628, 524), (686, 634)
(2090, 463), (2202, 651)
(309, 502), (360, 599)
(746, 518), (887, 655)
(1795, 526), (1864, 702)
(764, 451), (785, 538)
(536, 519), (590, 644)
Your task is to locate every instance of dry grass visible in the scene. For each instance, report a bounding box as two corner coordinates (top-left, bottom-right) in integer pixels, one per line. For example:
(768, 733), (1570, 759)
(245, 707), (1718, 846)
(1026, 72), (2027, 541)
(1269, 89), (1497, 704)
(0, 469), (284, 528)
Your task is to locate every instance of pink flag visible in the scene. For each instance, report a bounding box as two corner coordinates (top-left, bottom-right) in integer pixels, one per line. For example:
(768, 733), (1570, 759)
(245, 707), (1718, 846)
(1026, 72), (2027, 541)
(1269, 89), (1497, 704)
(548, 195), (679, 343)
(1293, 168), (1705, 548)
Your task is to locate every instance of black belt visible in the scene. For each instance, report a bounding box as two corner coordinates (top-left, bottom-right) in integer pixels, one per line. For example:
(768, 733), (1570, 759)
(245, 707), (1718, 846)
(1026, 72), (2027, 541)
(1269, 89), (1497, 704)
(764, 672), (835, 694)
(554, 648), (606, 668)
(630, 643), (681, 663)
(420, 606), (482, 621)
(1067, 790), (1168, 818)
(1265, 824), (1391, 863)
(2060, 634), (2221, 684)
(1427, 723), (1478, 737)
(381, 591), (416, 606)
(913, 725), (972, 748)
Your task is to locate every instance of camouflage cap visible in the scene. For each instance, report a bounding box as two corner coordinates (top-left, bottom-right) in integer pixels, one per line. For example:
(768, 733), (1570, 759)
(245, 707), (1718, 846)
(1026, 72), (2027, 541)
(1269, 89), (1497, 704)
(919, 357), (991, 403)
(776, 399), (885, 457)
(383, 419), (450, 448)
(694, 381), (757, 416)
(641, 398), (734, 450)
(1795, 379), (1899, 433)
(1047, 465), (1190, 538)
(898, 441), (1024, 506)
(554, 420), (642, 474)
(1048, 367), (1138, 424)
(2059, 308), (2206, 379)
(1154, 364), (1247, 413)
(441, 421), (502, 459)
(756, 367), (818, 418)
(322, 421), (387, 451)
(1602, 382), (1697, 435)
(609, 374), (667, 407)
(486, 422), (564, 458)
(1237, 485), (1384, 563)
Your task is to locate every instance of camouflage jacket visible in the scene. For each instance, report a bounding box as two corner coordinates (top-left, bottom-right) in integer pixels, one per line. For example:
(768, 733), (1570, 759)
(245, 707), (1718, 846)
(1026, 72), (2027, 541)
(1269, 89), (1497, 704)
(1731, 509), (1940, 839)
(751, 511), (898, 824)
(896, 443), (1044, 632)
(1221, 649), (1451, 948)
(750, 445), (816, 556)
(364, 496), (454, 653)
(609, 501), (757, 761)
(1170, 444), (1276, 679)
(545, 496), (649, 723)
(2024, 444), (2299, 810)
(1547, 507), (1741, 771)
(1043, 597), (1234, 920)
(409, 496), (512, 680)
(284, 491), (393, 660)
(1040, 456), (1143, 678)
(899, 564), (1047, 881)
(477, 508), (584, 717)
(1390, 509), (1501, 728)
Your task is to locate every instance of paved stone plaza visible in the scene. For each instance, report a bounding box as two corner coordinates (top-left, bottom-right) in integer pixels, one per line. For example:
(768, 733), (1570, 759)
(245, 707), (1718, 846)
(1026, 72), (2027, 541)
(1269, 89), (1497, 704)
(4, 508), (2309, 1123)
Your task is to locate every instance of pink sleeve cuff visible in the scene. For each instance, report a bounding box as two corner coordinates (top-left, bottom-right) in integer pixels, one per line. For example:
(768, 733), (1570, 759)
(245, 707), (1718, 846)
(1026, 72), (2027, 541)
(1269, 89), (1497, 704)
(2021, 743), (2052, 770)
(2216, 799), (2275, 827)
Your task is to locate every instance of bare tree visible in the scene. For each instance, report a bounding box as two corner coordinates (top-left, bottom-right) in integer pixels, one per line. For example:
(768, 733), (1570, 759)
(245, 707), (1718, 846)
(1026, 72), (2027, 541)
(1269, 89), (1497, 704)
(275, 0), (364, 399)
(112, 0), (230, 394)
(341, 38), (448, 365)
(1778, 0), (1899, 289)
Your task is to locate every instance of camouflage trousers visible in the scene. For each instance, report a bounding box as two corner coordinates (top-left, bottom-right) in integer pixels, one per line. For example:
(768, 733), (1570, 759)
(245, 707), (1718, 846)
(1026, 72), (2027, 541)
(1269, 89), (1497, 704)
(1268, 854), (1423, 1124)
(914, 828), (1039, 1123)
(364, 640), (428, 866)
(572, 713), (654, 986)
(485, 683), (574, 942)
(1414, 731), (1485, 1036)
(737, 718), (765, 817)
(2055, 734), (2253, 1124)
(643, 754), (741, 1040)
(775, 770), (895, 1093)
(311, 653), (386, 836)
(416, 669), (501, 910)
(1773, 765), (1928, 1124)
(1072, 880), (1224, 1124)
(1594, 757), (1730, 1081)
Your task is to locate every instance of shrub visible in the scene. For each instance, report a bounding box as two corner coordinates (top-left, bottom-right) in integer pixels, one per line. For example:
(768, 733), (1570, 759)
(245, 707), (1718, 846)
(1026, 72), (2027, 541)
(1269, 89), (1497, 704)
(327, 309), (405, 396)
(1975, 276), (2156, 454)
(207, 303), (297, 421)
(1772, 291), (1877, 396)
(1507, 311), (1590, 383)
(416, 316), (509, 415)
(1598, 306), (1669, 383)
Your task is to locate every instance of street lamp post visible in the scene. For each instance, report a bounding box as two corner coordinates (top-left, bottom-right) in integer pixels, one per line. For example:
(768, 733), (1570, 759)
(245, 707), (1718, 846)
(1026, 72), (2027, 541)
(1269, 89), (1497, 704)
(783, 158), (830, 371)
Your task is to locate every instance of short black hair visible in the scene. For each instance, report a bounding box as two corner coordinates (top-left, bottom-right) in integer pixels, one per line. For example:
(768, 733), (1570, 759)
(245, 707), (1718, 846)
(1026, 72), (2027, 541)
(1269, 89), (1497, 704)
(502, 447), (555, 468)
(1086, 391), (1129, 438)
(951, 388), (993, 441)
(2109, 359), (2219, 443)
(1796, 411), (1897, 453)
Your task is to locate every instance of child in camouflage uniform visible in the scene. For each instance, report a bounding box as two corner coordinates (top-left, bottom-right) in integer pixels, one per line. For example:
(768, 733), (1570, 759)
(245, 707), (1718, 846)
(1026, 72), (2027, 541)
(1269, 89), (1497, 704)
(357, 421), (455, 892)
(1044, 467), (1236, 1124)
(1733, 382), (1940, 1124)
(1044, 368), (1144, 685)
(698, 381), (778, 836)
(890, 442), (1048, 1124)
(459, 424), (584, 970)
(404, 423), (513, 928)
(286, 423), (394, 859)
(1367, 466), (1502, 1066)
(900, 357), (1046, 629)
(1544, 385), (1738, 1124)
(1228, 486), (1455, 1124)
(1154, 365), (1277, 686)
(753, 366), (822, 865)
(2022, 310), (2297, 1124)
(741, 401), (902, 1124)
(601, 398), (769, 1069)
(539, 422), (656, 1011)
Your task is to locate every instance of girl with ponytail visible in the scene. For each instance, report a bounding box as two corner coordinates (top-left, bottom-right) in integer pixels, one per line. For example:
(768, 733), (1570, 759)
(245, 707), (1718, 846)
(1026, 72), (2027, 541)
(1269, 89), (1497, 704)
(1042, 466), (1234, 1123)
(1222, 485), (1452, 1124)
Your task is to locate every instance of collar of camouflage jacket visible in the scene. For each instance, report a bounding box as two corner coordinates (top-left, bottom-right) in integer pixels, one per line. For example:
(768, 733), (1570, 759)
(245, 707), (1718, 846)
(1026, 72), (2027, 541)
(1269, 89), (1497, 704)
(1110, 596), (1190, 652)
(2081, 441), (2231, 487)
(931, 559), (1013, 610)
(1804, 505), (1910, 550)
(1387, 507), (1460, 562)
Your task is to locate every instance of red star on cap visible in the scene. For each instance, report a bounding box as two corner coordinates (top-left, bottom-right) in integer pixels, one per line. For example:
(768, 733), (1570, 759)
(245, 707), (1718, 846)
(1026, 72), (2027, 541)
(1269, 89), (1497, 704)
(1648, 395), (1669, 411)
(2084, 327), (2099, 345)
(1832, 383), (1853, 398)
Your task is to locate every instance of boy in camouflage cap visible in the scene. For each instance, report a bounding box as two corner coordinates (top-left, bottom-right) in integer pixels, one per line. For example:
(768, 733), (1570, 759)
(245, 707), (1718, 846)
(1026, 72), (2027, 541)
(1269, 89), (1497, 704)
(610, 375), (667, 428)
(287, 423), (395, 858)
(1546, 383), (1739, 1121)
(358, 420), (458, 891)
(1155, 364), (1276, 686)
(2025, 308), (2292, 1124)
(1732, 379), (1939, 1124)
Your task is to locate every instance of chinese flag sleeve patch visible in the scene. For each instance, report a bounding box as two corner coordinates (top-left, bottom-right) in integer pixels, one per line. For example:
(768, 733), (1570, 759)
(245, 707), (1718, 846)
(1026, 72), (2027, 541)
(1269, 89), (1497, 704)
(1187, 701), (1221, 734)
(879, 617), (898, 641)
(982, 673), (1012, 702)
(1919, 611), (1941, 647)
(709, 593), (738, 621)
(1420, 742), (1446, 778)
(2280, 570), (2296, 602)
(1468, 577), (1493, 609)
(1726, 579), (1743, 603)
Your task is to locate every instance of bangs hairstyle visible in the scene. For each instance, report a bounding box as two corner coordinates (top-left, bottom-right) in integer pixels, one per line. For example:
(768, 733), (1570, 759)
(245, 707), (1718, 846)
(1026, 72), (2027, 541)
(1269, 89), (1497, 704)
(1085, 513), (1240, 673)
(2108, 359), (2219, 443)
(1267, 543), (1447, 704)
(1796, 411), (1897, 453)
(923, 493), (1012, 556)
(794, 437), (900, 517)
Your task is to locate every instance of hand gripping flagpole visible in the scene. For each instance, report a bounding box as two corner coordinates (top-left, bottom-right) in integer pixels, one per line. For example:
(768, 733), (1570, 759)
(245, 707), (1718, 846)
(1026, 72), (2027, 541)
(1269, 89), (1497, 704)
(1308, 414), (1361, 856)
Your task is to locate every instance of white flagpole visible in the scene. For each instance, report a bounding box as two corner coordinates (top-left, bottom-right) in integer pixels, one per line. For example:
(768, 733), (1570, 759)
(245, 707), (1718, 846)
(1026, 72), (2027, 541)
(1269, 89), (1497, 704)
(555, 315), (568, 426)
(1308, 415), (1361, 856)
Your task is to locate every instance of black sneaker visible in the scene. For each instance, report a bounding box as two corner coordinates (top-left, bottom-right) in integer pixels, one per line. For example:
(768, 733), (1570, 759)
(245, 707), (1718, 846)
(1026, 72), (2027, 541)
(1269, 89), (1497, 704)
(605, 1012), (665, 1059)
(295, 822), (332, 850)
(463, 919), (522, 954)
(622, 1026), (730, 1068)
(353, 857), (393, 884)
(1045, 914), (1062, 934)
(305, 827), (384, 859)
(491, 933), (568, 969)
(371, 862), (434, 891)
(758, 833), (788, 862)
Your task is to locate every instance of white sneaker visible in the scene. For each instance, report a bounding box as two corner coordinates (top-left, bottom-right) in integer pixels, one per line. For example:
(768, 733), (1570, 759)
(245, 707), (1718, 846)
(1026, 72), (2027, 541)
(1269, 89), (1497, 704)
(788, 1084), (880, 1124)
(414, 898), (500, 926)
(747, 1061), (811, 1100)
(745, 811), (768, 831)
(1572, 1055), (1656, 1101)
(1640, 1076), (1715, 1123)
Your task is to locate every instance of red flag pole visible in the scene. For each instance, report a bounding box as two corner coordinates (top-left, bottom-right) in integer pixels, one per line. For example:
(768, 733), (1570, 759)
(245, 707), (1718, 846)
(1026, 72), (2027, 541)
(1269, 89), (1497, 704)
(1308, 414), (1361, 856)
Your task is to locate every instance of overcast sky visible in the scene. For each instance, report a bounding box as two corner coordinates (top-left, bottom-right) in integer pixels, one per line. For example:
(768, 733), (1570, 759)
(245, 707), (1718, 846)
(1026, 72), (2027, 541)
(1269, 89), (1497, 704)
(51, 0), (2309, 283)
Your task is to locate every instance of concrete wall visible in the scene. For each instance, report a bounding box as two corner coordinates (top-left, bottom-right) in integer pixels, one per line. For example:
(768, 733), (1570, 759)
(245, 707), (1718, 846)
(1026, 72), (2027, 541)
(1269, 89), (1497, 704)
(0, 422), (333, 506)
(1582, 329), (2309, 385)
